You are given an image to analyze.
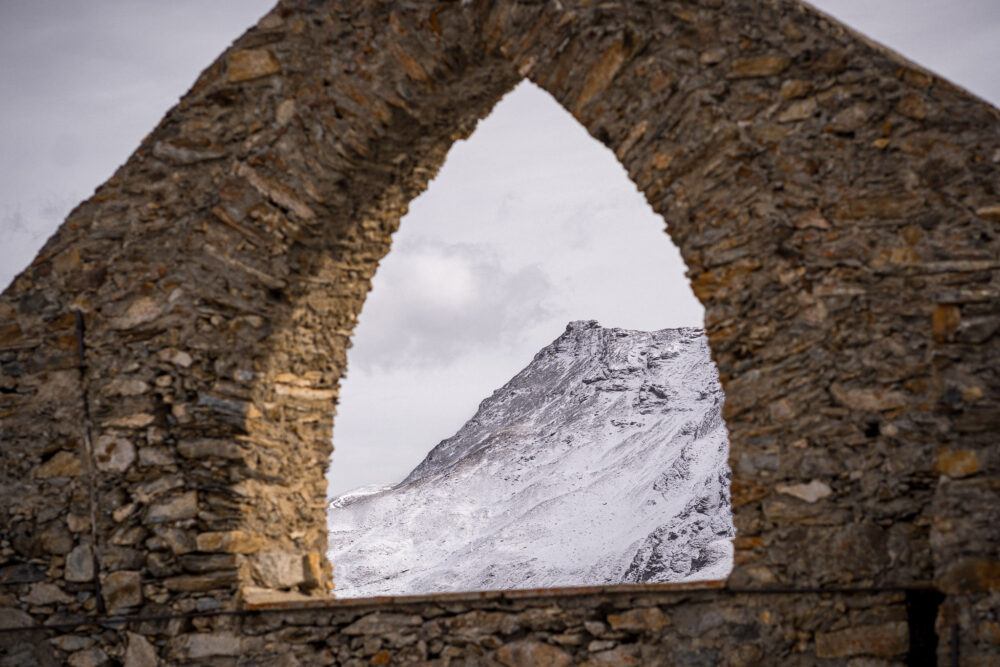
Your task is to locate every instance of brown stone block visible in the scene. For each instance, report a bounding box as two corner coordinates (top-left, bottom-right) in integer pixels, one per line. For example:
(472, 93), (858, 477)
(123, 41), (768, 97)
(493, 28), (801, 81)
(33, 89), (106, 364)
(650, 152), (672, 170)
(815, 621), (908, 658)
(302, 552), (323, 592)
(830, 103), (872, 133)
(495, 639), (571, 667)
(935, 449), (980, 478)
(812, 49), (848, 75)
(728, 55), (791, 78)
(168, 630), (242, 659)
(978, 621), (1000, 646)
(0, 324), (23, 350)
(975, 205), (1000, 222)
(145, 491), (198, 524)
(897, 93), (928, 120)
(780, 78), (811, 99)
(606, 607), (669, 633)
(227, 49), (280, 83)
(177, 438), (245, 460)
(733, 536), (763, 551)
(830, 383), (908, 413)
(731, 478), (768, 508)
(777, 97), (817, 123)
(34, 451), (82, 478)
(109, 296), (164, 330)
(164, 570), (238, 593)
(834, 195), (922, 220)
(390, 41), (429, 82)
(938, 559), (1000, 594)
(103, 570), (142, 612)
(196, 530), (263, 554)
(342, 612), (423, 636)
(899, 67), (934, 89)
(575, 40), (627, 112)
(251, 551), (308, 589)
(933, 304), (961, 343)
(94, 434), (137, 472)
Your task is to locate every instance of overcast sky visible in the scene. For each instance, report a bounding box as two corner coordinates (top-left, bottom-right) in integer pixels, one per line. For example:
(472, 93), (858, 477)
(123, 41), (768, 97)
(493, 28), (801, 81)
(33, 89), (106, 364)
(1, 2), (997, 496)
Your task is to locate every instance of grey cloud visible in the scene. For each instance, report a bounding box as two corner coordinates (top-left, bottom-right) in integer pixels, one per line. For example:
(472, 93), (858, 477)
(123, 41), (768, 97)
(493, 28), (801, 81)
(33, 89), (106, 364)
(348, 238), (554, 372)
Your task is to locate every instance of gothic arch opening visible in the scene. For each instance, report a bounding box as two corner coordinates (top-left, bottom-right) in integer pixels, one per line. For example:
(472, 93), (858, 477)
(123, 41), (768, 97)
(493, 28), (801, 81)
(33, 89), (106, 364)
(326, 81), (730, 596)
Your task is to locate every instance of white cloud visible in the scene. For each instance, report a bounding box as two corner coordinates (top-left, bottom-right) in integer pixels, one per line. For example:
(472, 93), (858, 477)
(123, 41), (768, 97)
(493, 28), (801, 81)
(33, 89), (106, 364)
(349, 238), (553, 372)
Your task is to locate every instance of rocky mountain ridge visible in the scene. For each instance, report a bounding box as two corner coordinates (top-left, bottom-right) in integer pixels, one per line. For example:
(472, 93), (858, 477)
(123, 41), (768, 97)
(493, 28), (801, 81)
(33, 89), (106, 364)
(327, 320), (733, 597)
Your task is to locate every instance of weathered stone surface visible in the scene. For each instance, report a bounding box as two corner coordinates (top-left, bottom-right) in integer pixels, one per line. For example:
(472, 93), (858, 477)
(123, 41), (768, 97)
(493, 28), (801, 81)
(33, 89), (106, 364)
(163, 571), (238, 592)
(976, 205), (1000, 222)
(123, 632), (158, 667)
(67, 647), (110, 667)
(102, 413), (155, 430)
(728, 55), (790, 78)
(21, 582), (74, 605)
(830, 384), (908, 412)
(65, 544), (94, 582)
(50, 636), (95, 652)
(830, 103), (873, 133)
(103, 570), (142, 612)
(937, 449), (981, 478)
(93, 434), (136, 473)
(251, 551), (306, 589)
(815, 622), (908, 659)
(227, 49), (280, 83)
(144, 491), (198, 523)
(606, 607), (669, 633)
(777, 97), (817, 123)
(35, 450), (83, 478)
(36, 369), (78, 402)
(177, 438), (244, 460)
(937, 559), (1000, 594)
(775, 479), (832, 503)
(157, 348), (192, 367)
(169, 631), (242, 659)
(152, 141), (226, 165)
(897, 93), (927, 120)
(105, 377), (150, 397)
(575, 41), (628, 111)
(582, 647), (640, 665)
(179, 553), (237, 573)
(0, 607), (35, 628)
(196, 530), (262, 554)
(109, 297), (162, 330)
(496, 640), (571, 667)
(933, 304), (962, 343)
(342, 612), (423, 636)
(779, 78), (811, 99)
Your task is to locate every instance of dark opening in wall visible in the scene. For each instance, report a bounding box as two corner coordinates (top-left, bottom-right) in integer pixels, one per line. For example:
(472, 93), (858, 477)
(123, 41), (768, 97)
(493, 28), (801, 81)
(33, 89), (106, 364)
(905, 589), (946, 666)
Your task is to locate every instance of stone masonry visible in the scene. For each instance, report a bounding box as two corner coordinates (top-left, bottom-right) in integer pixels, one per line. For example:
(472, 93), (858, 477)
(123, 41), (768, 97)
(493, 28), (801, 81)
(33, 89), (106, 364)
(1, 0), (998, 664)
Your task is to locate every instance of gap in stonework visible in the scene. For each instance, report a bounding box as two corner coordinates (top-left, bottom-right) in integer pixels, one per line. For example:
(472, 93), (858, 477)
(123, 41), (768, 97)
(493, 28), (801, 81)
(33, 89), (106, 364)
(326, 82), (734, 597)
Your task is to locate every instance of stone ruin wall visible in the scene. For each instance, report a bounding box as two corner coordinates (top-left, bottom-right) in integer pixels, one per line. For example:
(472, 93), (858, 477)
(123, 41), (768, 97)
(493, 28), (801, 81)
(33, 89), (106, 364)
(1, 0), (998, 664)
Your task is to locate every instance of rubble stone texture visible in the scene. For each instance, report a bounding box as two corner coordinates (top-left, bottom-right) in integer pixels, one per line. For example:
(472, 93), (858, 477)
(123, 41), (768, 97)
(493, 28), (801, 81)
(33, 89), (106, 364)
(0, 0), (997, 663)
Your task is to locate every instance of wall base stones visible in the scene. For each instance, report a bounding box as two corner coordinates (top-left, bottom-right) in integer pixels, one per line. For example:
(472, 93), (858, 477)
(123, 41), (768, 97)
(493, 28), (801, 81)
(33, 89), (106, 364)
(0, 584), (949, 666)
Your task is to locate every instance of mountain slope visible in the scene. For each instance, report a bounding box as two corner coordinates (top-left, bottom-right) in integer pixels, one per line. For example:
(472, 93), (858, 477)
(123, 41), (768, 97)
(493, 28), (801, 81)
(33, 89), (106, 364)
(327, 321), (733, 597)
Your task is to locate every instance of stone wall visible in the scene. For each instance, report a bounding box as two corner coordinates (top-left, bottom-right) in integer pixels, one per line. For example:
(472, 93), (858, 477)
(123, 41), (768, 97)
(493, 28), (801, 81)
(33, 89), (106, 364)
(1, 0), (998, 664)
(4, 584), (924, 666)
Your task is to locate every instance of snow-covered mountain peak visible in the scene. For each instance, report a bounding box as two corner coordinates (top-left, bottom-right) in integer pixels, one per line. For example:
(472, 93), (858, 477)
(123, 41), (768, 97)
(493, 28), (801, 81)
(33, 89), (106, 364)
(328, 322), (733, 597)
